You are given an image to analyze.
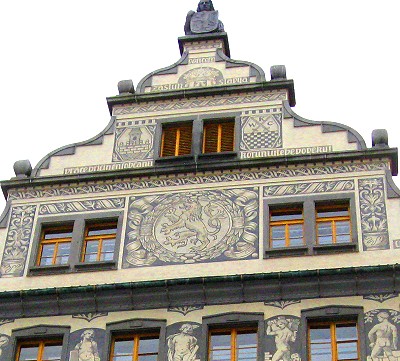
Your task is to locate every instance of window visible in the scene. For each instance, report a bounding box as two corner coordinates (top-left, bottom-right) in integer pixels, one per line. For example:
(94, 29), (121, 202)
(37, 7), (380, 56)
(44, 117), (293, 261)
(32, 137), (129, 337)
(269, 207), (304, 248)
(160, 123), (192, 157)
(16, 339), (63, 361)
(110, 334), (159, 361)
(203, 120), (235, 153)
(316, 204), (351, 245)
(209, 328), (257, 361)
(308, 322), (359, 361)
(37, 226), (73, 266)
(82, 221), (118, 263)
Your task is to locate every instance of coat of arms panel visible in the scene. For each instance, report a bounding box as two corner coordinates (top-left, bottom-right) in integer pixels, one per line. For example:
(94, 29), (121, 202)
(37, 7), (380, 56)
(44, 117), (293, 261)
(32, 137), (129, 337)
(123, 188), (259, 267)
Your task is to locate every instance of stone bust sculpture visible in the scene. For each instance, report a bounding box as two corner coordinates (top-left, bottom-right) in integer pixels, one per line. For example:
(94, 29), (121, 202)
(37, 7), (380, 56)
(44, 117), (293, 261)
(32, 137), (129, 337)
(184, 0), (224, 35)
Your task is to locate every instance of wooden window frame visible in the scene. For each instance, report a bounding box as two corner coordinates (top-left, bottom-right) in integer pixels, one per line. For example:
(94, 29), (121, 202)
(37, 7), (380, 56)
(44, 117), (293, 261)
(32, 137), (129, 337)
(208, 327), (258, 361)
(202, 119), (235, 154)
(81, 221), (118, 263)
(315, 203), (351, 245)
(36, 225), (73, 266)
(16, 339), (63, 361)
(160, 123), (193, 157)
(109, 333), (159, 361)
(307, 320), (360, 361)
(269, 207), (304, 248)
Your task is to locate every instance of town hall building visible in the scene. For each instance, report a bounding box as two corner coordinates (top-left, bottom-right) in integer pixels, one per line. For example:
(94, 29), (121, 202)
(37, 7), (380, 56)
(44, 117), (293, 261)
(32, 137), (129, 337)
(0, 1), (399, 360)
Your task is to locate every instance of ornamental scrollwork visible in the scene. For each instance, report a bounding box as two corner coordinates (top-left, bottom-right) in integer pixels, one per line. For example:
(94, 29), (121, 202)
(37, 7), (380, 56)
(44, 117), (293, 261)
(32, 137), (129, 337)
(0, 205), (37, 277)
(358, 178), (389, 251)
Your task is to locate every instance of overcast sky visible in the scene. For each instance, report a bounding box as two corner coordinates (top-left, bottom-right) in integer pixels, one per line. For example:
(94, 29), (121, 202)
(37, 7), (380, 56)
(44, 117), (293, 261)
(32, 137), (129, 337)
(0, 0), (399, 211)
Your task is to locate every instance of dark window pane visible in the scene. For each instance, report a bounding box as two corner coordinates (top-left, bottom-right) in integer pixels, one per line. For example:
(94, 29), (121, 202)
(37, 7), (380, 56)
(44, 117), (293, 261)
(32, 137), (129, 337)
(44, 229), (73, 240)
(114, 340), (134, 356)
(310, 327), (331, 343)
(210, 349), (231, 361)
(86, 240), (99, 254)
(138, 338), (159, 354)
(88, 226), (117, 236)
(42, 344), (62, 360)
(237, 332), (257, 348)
(211, 334), (231, 348)
(271, 212), (302, 221)
(138, 355), (158, 361)
(337, 342), (358, 360)
(336, 325), (357, 341)
(317, 208), (349, 218)
(310, 343), (332, 361)
(102, 239), (116, 253)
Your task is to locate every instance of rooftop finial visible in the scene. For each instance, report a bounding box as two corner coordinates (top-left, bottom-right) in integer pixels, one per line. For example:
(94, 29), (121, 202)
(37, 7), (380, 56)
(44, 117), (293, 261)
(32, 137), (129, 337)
(184, 0), (224, 35)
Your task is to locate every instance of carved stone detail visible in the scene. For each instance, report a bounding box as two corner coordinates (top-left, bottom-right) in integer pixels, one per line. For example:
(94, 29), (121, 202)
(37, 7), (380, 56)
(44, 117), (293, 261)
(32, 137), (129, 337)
(123, 188), (259, 267)
(363, 294), (398, 303)
(358, 178), (389, 251)
(264, 300), (301, 309)
(113, 93), (287, 115)
(264, 180), (355, 197)
(8, 163), (387, 201)
(0, 205), (37, 277)
(39, 198), (125, 215)
(72, 312), (108, 322)
(167, 306), (204, 316)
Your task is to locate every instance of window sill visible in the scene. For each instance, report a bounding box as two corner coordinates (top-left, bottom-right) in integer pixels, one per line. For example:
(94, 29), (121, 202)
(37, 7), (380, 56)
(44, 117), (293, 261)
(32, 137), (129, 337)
(29, 264), (71, 276)
(313, 242), (358, 255)
(197, 151), (237, 162)
(75, 261), (117, 272)
(265, 245), (309, 258)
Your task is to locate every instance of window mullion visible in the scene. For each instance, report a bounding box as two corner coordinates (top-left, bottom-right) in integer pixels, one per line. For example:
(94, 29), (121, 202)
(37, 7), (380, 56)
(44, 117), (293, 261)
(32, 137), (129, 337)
(134, 335), (140, 361)
(175, 128), (181, 156)
(217, 124), (222, 152)
(231, 329), (237, 361)
(331, 324), (337, 361)
(38, 341), (45, 361)
(52, 242), (59, 265)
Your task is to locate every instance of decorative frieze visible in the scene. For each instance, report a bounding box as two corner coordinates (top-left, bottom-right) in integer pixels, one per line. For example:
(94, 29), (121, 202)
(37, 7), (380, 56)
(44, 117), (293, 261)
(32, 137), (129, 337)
(8, 162), (387, 201)
(358, 178), (389, 251)
(264, 300), (301, 309)
(363, 294), (398, 303)
(72, 312), (108, 322)
(0, 205), (36, 277)
(264, 180), (355, 197)
(113, 93), (287, 115)
(38, 198), (125, 215)
(123, 188), (259, 267)
(168, 306), (204, 316)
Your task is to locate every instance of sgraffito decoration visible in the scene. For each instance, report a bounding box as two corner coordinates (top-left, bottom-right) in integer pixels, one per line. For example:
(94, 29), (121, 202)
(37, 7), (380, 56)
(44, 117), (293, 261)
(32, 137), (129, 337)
(178, 67), (224, 88)
(264, 180), (355, 197)
(123, 188), (259, 267)
(0, 205), (37, 278)
(265, 315), (301, 361)
(364, 309), (400, 360)
(113, 93), (287, 115)
(264, 300), (301, 310)
(0, 319), (14, 327)
(240, 109), (283, 152)
(358, 178), (389, 251)
(168, 306), (204, 316)
(113, 119), (155, 163)
(363, 294), (399, 303)
(39, 198), (125, 215)
(166, 322), (201, 361)
(72, 312), (108, 322)
(8, 163), (387, 201)
(68, 328), (105, 361)
(0, 334), (11, 361)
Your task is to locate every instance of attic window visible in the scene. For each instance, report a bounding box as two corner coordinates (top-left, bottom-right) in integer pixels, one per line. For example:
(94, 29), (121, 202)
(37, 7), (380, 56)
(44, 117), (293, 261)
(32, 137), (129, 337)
(203, 120), (235, 153)
(160, 123), (192, 157)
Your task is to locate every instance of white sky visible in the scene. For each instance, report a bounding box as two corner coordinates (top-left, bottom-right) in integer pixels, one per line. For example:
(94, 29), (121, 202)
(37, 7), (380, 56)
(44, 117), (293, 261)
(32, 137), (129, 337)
(1, 0), (399, 212)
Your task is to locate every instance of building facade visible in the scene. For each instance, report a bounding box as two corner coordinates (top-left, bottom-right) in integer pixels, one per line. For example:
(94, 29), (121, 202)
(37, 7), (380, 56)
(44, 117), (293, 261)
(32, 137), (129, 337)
(0, 1), (399, 360)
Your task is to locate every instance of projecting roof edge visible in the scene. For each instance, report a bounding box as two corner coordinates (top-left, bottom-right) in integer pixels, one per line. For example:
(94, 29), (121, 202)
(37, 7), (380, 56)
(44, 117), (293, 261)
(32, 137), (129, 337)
(106, 80), (296, 114)
(0, 264), (400, 319)
(30, 117), (116, 178)
(1, 147), (397, 200)
(283, 101), (367, 151)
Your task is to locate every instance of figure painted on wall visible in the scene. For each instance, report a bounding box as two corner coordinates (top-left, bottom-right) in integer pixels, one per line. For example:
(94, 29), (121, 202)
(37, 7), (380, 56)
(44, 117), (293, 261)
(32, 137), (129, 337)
(70, 329), (100, 361)
(0, 335), (9, 359)
(266, 316), (300, 361)
(167, 324), (199, 361)
(368, 311), (398, 361)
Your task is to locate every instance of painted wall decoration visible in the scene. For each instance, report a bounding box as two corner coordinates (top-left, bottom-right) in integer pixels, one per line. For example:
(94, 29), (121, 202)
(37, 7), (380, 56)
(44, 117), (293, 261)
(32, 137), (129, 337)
(264, 300), (301, 310)
(0, 334), (11, 361)
(68, 328), (105, 361)
(240, 109), (283, 153)
(0, 319), (14, 327)
(358, 178), (389, 251)
(123, 188), (258, 267)
(113, 93), (287, 115)
(113, 119), (156, 163)
(364, 309), (400, 361)
(39, 198), (125, 215)
(363, 294), (399, 303)
(0, 205), (37, 278)
(8, 162), (387, 201)
(265, 315), (301, 361)
(166, 322), (201, 361)
(72, 312), (109, 322)
(264, 180), (355, 197)
(178, 67), (225, 88)
(168, 306), (204, 316)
